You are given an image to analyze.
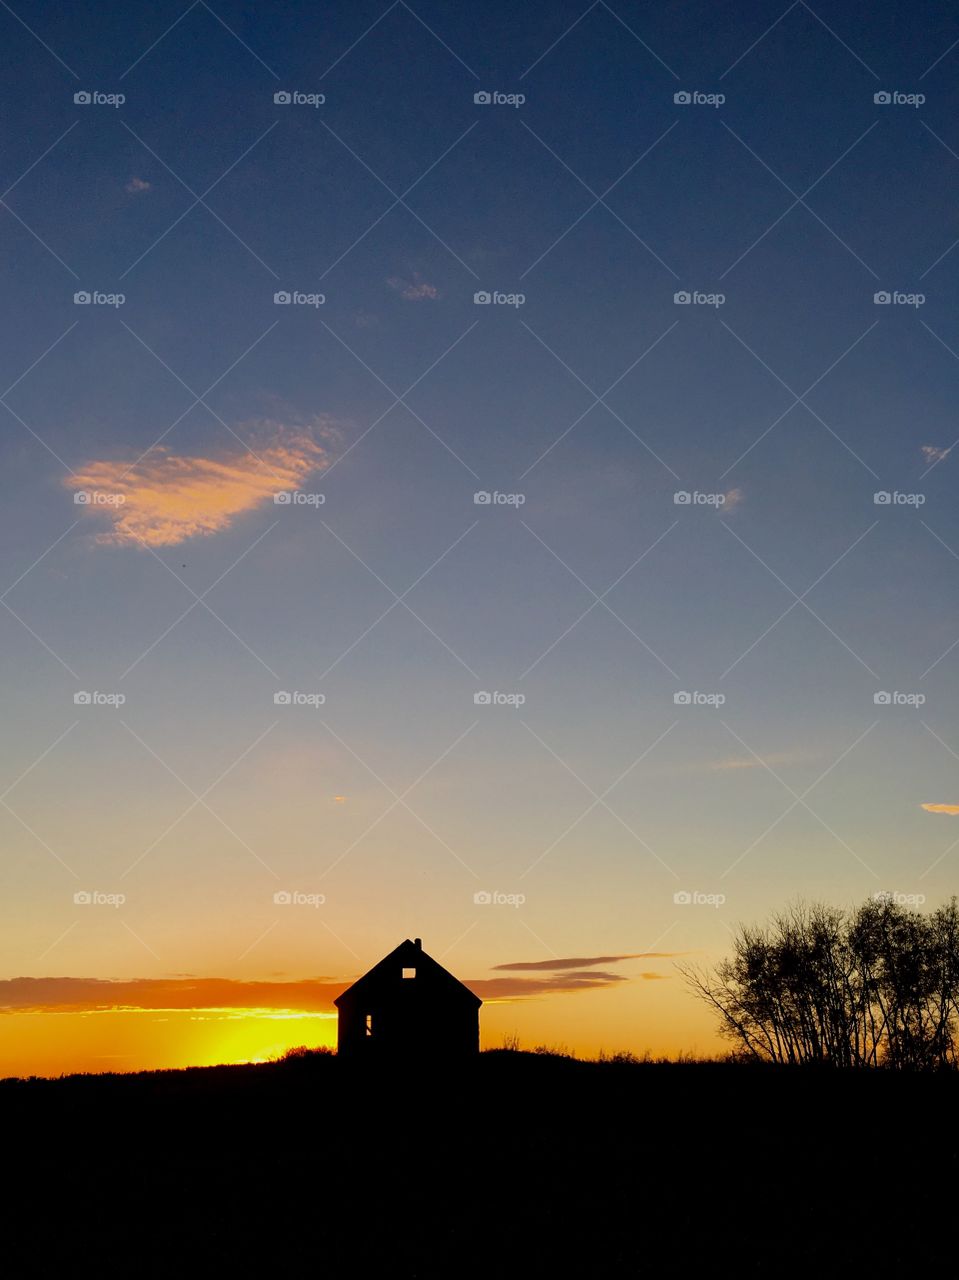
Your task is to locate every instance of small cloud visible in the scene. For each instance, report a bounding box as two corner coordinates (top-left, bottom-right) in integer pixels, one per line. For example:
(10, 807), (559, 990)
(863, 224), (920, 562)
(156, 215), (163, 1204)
(333, 796), (347, 804)
(387, 273), (439, 301)
(639, 972), (669, 980)
(921, 803), (959, 815)
(66, 419), (334, 548)
(720, 487), (744, 515)
(125, 177), (151, 194)
(921, 444), (951, 465)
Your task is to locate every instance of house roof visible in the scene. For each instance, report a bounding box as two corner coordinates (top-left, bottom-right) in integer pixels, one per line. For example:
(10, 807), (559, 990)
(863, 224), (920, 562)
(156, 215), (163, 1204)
(334, 938), (482, 1009)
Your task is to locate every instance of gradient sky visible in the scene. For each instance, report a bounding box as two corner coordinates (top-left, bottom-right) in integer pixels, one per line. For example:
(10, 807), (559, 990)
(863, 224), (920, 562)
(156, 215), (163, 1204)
(2, 0), (959, 1075)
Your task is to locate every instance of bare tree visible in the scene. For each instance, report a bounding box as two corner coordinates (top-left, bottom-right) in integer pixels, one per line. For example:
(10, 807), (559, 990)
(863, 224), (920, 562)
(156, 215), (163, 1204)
(680, 897), (959, 1069)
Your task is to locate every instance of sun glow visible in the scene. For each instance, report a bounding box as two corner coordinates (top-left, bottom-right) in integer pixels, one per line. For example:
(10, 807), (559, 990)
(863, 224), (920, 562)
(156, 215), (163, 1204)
(0, 1008), (337, 1079)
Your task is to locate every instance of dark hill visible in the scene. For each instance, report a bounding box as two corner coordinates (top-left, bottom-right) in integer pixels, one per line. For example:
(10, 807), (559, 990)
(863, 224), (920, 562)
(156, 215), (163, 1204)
(4, 1051), (956, 1276)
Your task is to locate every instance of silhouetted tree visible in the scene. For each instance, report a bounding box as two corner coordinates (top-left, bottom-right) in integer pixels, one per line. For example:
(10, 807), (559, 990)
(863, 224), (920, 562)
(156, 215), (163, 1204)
(681, 897), (959, 1069)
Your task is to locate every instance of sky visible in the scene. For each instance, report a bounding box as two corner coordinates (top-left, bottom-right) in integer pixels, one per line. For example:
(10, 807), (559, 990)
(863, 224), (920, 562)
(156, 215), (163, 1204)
(2, 0), (959, 1075)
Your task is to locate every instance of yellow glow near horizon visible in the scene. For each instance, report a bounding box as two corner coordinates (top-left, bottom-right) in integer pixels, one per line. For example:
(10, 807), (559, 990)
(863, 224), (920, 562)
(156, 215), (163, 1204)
(0, 1008), (337, 1078)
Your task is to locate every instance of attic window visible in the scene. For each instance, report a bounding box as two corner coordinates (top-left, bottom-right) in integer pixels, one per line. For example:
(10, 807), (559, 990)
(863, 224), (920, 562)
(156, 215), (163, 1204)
(402, 967), (416, 979)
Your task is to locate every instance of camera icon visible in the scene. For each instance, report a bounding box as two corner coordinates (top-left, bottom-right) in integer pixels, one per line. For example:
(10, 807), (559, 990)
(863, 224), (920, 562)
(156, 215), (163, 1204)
(473, 491), (491, 504)
(473, 691), (492, 705)
(473, 890), (492, 904)
(73, 691), (92, 704)
(473, 290), (492, 305)
(474, 91), (491, 105)
(673, 691), (692, 705)
(673, 491), (691, 504)
(873, 291), (891, 304)
(673, 290), (691, 304)
(73, 491), (92, 505)
(874, 91), (891, 105)
(74, 291), (91, 304)
(873, 491), (891, 504)
(273, 491), (292, 504)
(273, 890), (292, 905)
(74, 890), (92, 905)
(674, 91), (691, 105)
(274, 691), (292, 705)
(874, 691), (892, 705)
(274, 91), (292, 105)
(74, 91), (91, 105)
(673, 890), (692, 904)
(273, 290), (291, 304)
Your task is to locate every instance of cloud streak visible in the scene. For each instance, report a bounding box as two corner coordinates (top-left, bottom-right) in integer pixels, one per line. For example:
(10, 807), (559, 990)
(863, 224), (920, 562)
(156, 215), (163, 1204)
(0, 964), (636, 1014)
(492, 953), (683, 971)
(921, 803), (959, 815)
(66, 421), (332, 547)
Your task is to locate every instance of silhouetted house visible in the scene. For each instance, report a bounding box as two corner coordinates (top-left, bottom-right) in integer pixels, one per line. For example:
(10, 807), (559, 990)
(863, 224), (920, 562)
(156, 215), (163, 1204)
(334, 938), (481, 1059)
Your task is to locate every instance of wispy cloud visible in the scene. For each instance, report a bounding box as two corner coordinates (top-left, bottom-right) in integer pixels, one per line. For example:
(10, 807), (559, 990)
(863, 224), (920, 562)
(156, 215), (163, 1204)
(0, 976), (344, 1013)
(493, 953), (682, 971)
(720, 486), (744, 515)
(921, 803), (959, 815)
(387, 273), (439, 301)
(125, 177), (151, 194)
(467, 971), (629, 999)
(921, 444), (951, 465)
(66, 420), (333, 548)
(709, 750), (810, 772)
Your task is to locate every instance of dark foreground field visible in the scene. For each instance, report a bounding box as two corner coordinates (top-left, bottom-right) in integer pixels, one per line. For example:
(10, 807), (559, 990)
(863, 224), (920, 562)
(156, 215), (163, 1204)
(3, 1051), (956, 1277)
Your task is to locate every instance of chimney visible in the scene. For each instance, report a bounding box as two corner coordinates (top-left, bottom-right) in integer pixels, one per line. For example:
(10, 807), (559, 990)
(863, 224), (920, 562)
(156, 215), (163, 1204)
(413, 937), (422, 949)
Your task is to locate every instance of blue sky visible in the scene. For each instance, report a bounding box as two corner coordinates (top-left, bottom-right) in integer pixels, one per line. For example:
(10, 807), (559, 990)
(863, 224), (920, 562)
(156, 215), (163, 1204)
(1, 0), (959, 1068)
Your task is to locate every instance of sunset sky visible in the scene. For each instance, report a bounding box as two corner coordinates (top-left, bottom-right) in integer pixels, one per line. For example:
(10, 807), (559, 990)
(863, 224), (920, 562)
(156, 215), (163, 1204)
(2, 0), (959, 1076)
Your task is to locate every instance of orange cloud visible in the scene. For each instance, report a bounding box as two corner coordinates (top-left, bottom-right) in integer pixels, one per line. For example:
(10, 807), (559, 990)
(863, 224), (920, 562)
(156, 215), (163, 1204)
(720, 487), (744, 515)
(921, 803), (959, 815)
(66, 421), (332, 547)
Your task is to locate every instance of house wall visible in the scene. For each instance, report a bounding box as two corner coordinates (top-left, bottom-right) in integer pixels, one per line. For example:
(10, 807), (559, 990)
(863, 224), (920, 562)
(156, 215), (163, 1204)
(337, 996), (478, 1059)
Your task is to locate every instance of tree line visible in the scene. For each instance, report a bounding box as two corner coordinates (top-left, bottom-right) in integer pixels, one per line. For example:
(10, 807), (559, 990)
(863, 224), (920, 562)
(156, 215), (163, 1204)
(682, 896), (959, 1069)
